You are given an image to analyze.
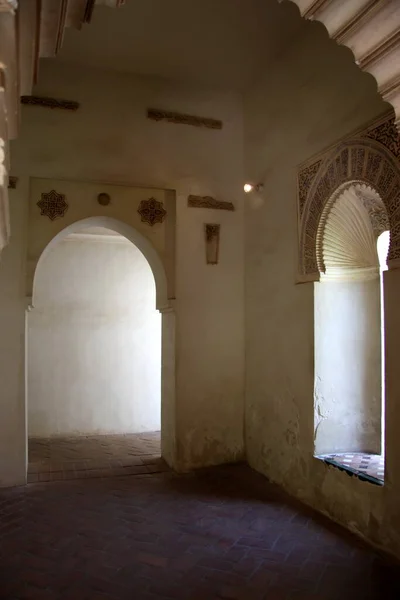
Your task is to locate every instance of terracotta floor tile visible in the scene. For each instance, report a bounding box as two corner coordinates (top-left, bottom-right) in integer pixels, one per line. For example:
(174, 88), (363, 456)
(28, 432), (162, 482)
(6, 443), (397, 599)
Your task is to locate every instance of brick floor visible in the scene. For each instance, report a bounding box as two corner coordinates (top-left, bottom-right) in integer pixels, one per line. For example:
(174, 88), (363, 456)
(0, 464), (399, 599)
(28, 432), (165, 483)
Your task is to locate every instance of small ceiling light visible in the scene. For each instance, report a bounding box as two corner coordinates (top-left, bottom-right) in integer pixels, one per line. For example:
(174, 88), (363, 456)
(244, 183), (263, 193)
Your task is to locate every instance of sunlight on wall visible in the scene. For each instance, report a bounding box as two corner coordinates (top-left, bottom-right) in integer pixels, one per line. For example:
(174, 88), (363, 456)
(314, 186), (386, 455)
(377, 231), (390, 271)
(314, 278), (382, 454)
(378, 230), (390, 455)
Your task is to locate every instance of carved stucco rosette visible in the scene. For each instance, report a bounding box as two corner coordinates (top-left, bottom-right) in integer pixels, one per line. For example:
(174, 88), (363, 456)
(37, 189), (68, 221)
(138, 198), (167, 226)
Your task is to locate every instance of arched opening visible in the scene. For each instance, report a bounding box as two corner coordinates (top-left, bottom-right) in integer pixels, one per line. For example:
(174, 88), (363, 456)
(377, 229), (390, 457)
(314, 182), (389, 484)
(26, 217), (174, 482)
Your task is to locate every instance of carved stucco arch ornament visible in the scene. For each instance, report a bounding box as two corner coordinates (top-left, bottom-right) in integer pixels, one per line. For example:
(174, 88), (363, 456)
(298, 115), (400, 281)
(29, 216), (169, 312)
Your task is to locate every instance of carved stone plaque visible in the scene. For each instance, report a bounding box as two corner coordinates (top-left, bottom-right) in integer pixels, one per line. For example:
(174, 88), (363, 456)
(188, 195), (234, 211)
(205, 223), (220, 265)
(147, 108), (222, 130)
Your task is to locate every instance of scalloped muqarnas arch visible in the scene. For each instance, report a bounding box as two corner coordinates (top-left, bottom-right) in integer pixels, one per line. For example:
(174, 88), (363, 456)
(297, 114), (400, 281)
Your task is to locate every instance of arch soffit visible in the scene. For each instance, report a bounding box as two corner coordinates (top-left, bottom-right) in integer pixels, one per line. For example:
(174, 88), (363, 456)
(317, 181), (387, 279)
(30, 216), (169, 312)
(282, 0), (400, 131)
(298, 121), (400, 281)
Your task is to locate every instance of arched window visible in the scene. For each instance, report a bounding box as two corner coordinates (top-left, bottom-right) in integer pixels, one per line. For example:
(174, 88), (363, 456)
(314, 183), (389, 484)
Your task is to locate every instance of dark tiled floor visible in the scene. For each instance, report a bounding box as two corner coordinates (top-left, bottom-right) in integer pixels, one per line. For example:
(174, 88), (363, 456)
(0, 464), (398, 600)
(28, 432), (165, 483)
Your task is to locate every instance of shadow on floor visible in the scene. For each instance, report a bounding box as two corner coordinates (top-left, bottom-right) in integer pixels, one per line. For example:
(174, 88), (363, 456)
(0, 462), (399, 599)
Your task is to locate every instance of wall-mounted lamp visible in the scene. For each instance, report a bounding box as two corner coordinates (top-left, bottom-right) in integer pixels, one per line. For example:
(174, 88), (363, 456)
(244, 183), (263, 194)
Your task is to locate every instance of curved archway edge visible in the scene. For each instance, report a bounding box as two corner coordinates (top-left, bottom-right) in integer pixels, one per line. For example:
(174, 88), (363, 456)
(298, 115), (400, 281)
(281, 0), (400, 131)
(29, 216), (170, 312)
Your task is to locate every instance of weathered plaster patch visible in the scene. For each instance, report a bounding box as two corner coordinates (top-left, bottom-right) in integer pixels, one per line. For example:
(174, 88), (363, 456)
(177, 427), (245, 471)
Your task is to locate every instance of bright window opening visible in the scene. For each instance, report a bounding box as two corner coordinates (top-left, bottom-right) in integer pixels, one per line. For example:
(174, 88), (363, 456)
(314, 184), (389, 485)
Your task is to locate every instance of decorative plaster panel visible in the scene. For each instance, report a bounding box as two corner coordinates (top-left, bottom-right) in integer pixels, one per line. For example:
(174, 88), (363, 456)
(138, 198), (167, 226)
(205, 223), (220, 265)
(21, 96), (80, 111)
(27, 178), (176, 308)
(188, 195), (234, 211)
(298, 160), (322, 218)
(7, 175), (17, 189)
(37, 190), (68, 221)
(297, 114), (400, 280)
(147, 108), (222, 130)
(365, 118), (400, 159)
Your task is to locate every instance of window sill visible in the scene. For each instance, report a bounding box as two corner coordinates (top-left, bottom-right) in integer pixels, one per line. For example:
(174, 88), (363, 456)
(315, 454), (384, 486)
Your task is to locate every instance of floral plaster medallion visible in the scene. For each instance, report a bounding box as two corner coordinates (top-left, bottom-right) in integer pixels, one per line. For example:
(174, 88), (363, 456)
(138, 198), (167, 226)
(37, 189), (68, 221)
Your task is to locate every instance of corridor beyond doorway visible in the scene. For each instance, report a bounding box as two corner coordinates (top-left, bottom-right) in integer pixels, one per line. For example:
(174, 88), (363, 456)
(27, 431), (167, 483)
(27, 222), (164, 481)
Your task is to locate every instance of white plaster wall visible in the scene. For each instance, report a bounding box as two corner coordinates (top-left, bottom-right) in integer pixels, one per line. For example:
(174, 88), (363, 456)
(314, 279), (381, 455)
(28, 234), (161, 437)
(382, 269), (400, 552)
(244, 18), (394, 553)
(0, 183), (28, 487)
(7, 58), (244, 477)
